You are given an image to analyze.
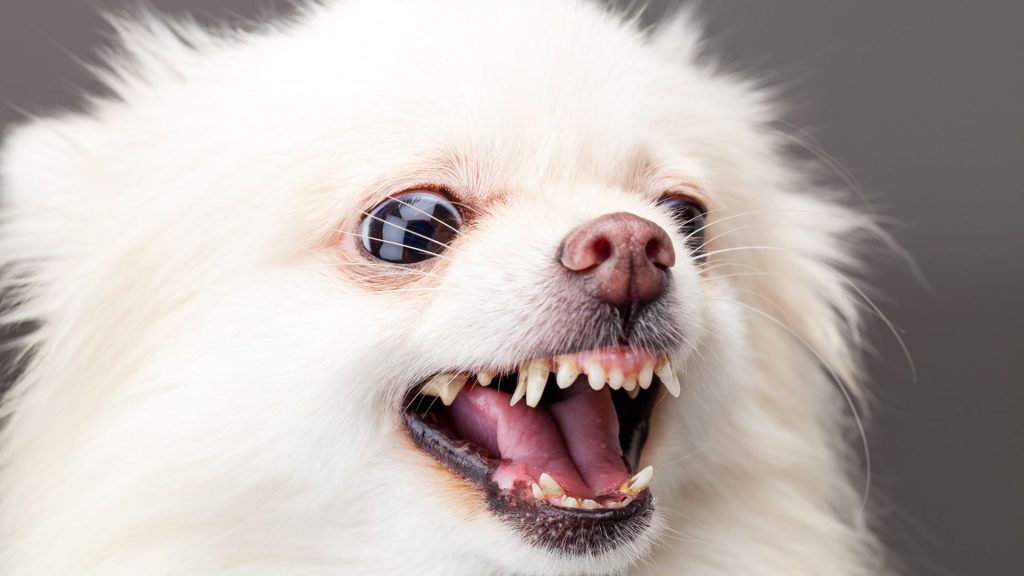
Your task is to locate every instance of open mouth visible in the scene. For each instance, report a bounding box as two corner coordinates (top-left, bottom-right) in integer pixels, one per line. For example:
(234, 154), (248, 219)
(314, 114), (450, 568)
(403, 346), (680, 553)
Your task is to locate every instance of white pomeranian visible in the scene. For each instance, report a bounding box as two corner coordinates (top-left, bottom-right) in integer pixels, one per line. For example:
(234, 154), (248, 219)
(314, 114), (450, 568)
(0, 1), (884, 574)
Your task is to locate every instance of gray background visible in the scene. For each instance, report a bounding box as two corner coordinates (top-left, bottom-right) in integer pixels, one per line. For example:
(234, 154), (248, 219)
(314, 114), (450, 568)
(1, 1), (1021, 575)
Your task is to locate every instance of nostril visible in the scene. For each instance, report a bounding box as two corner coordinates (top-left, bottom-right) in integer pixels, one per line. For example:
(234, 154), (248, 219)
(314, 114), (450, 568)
(591, 237), (612, 264)
(645, 239), (663, 267)
(644, 233), (675, 270)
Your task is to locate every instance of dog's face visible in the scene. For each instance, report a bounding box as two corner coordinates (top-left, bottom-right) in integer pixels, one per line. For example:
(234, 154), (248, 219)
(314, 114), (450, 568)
(0, 1), (872, 574)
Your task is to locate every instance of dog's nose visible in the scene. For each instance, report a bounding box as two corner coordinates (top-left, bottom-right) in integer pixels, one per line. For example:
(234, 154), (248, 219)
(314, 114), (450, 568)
(559, 212), (675, 305)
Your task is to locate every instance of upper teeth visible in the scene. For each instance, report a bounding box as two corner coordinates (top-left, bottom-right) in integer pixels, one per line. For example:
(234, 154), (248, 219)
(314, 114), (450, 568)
(419, 373), (468, 406)
(420, 355), (681, 408)
(654, 358), (680, 398)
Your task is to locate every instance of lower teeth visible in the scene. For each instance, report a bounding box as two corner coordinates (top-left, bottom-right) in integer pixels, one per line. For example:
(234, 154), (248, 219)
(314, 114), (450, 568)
(530, 466), (653, 510)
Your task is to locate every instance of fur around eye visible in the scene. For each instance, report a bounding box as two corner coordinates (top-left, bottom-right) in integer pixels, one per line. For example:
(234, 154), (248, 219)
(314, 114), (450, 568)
(658, 196), (708, 257)
(360, 191), (463, 264)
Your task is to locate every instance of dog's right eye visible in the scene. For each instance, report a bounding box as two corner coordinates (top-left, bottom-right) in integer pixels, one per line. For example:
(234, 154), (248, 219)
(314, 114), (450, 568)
(359, 190), (463, 264)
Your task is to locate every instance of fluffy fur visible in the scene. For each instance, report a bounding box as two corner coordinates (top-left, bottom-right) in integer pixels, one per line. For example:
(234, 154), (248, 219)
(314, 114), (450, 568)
(0, 1), (882, 574)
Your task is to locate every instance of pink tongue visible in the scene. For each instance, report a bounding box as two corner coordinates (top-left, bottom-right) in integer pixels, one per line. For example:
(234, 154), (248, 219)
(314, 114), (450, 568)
(449, 383), (628, 499)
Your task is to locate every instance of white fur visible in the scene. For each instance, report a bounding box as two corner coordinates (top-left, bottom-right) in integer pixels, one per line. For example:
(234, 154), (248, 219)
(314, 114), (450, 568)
(0, 1), (882, 574)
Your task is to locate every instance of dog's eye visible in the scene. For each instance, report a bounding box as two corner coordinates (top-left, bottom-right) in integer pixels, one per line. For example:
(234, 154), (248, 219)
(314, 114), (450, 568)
(659, 196), (708, 257)
(360, 191), (463, 263)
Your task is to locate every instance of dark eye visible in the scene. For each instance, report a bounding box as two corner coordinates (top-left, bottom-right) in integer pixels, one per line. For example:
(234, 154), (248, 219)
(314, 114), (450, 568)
(360, 190), (463, 264)
(659, 196), (708, 258)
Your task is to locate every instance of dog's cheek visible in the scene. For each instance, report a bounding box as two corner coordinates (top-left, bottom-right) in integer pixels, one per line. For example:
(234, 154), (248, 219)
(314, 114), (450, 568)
(640, 295), (750, 486)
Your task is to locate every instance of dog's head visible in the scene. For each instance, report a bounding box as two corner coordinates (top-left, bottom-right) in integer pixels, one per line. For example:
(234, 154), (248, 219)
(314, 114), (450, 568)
(0, 1), (874, 574)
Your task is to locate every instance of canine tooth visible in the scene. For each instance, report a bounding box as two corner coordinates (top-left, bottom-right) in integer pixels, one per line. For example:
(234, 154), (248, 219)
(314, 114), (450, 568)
(561, 496), (579, 509)
(627, 386), (640, 400)
(510, 369), (529, 406)
(622, 375), (638, 392)
(582, 499), (600, 510)
(556, 358), (580, 389)
(538, 473), (565, 497)
(532, 482), (544, 500)
(608, 368), (624, 390)
(621, 465), (654, 494)
(525, 359), (549, 408)
(638, 361), (655, 389)
(655, 358), (681, 398)
(477, 371), (494, 387)
(420, 373), (468, 406)
(586, 363), (606, 390)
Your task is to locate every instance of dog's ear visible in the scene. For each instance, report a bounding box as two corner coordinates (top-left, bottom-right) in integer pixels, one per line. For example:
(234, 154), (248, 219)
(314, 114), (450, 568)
(1, 8), (211, 213)
(91, 10), (219, 101)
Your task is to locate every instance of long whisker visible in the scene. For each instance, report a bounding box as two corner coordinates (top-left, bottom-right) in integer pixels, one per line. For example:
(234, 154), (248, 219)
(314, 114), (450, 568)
(681, 208), (859, 247)
(356, 264), (444, 279)
(694, 244), (794, 262)
(360, 211), (456, 252)
(712, 297), (872, 510)
(391, 196), (463, 237)
(321, 255), (446, 279)
(690, 223), (790, 254)
(333, 230), (459, 263)
(698, 250), (916, 382)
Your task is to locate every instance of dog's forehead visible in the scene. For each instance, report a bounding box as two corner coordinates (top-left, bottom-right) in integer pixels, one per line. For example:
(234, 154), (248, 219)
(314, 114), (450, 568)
(279, 1), (705, 203)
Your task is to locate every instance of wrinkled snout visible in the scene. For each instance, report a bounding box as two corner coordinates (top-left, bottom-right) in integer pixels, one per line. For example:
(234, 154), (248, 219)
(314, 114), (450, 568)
(559, 212), (675, 306)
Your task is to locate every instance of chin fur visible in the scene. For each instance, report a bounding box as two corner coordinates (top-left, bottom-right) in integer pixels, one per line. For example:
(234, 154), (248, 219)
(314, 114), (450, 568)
(0, 1), (884, 574)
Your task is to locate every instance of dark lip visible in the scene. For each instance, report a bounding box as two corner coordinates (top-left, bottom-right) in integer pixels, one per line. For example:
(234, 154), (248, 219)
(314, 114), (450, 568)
(402, 381), (660, 553)
(488, 487), (654, 555)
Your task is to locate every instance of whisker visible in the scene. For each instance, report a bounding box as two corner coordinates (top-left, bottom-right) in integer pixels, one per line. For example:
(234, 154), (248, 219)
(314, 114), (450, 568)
(391, 196), (463, 237)
(698, 252), (916, 382)
(333, 230), (460, 263)
(711, 297), (872, 510)
(361, 211), (456, 251)
(682, 207), (859, 247)
(694, 244), (793, 262)
(358, 265), (443, 279)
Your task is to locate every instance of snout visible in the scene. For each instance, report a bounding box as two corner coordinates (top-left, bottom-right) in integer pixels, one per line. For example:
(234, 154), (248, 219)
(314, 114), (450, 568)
(559, 212), (675, 307)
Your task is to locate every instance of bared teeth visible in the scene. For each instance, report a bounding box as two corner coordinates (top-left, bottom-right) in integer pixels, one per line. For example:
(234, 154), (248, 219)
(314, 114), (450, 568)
(607, 368), (625, 390)
(555, 357), (580, 389)
(538, 473), (565, 497)
(428, 354), (680, 409)
(510, 370), (529, 406)
(638, 361), (655, 389)
(420, 373), (468, 406)
(524, 359), (549, 408)
(532, 471), (646, 510)
(655, 358), (681, 397)
(531, 482), (545, 500)
(620, 465), (654, 495)
(586, 362), (606, 390)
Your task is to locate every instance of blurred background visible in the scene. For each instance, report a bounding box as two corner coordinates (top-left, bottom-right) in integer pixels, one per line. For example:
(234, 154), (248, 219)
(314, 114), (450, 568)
(0, 1), (1020, 574)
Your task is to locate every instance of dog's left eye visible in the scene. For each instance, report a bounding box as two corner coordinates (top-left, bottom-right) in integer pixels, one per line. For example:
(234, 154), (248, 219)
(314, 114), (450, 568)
(659, 196), (708, 257)
(360, 190), (463, 263)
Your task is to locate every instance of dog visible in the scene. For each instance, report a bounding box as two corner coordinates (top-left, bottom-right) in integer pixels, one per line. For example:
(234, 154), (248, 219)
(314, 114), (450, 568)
(0, 1), (883, 574)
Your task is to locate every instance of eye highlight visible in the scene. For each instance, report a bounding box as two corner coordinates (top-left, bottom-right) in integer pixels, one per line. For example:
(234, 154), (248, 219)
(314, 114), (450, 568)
(360, 190), (463, 264)
(658, 195), (708, 258)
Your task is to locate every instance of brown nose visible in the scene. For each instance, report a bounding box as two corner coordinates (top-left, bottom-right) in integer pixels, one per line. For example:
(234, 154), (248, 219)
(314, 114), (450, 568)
(559, 212), (675, 305)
